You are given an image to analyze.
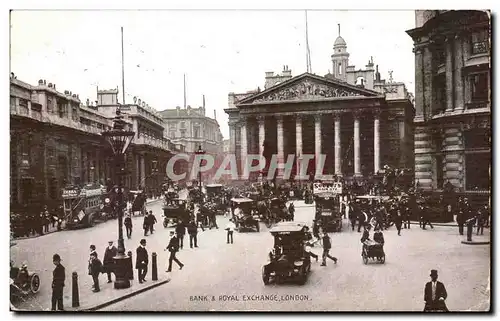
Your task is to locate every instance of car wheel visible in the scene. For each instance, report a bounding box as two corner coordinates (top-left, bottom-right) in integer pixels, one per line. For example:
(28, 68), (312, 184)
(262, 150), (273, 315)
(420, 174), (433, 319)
(380, 255), (386, 264)
(30, 274), (40, 293)
(262, 267), (270, 285)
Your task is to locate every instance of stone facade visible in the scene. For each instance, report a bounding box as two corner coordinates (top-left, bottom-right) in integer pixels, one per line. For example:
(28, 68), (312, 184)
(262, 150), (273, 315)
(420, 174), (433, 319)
(407, 10), (491, 193)
(10, 75), (185, 213)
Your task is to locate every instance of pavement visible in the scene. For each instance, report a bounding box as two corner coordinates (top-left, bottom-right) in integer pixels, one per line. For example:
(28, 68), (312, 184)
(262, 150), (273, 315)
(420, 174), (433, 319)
(11, 198), (491, 312)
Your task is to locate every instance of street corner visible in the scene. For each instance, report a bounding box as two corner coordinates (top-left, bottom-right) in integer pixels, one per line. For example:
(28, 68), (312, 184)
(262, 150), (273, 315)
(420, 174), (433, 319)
(71, 278), (171, 311)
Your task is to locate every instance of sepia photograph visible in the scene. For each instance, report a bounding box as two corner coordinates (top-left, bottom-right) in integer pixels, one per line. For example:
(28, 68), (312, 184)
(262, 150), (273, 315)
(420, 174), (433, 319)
(8, 7), (491, 312)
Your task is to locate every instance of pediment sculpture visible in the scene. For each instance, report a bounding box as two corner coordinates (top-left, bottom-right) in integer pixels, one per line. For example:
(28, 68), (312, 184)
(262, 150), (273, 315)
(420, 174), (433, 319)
(252, 79), (362, 103)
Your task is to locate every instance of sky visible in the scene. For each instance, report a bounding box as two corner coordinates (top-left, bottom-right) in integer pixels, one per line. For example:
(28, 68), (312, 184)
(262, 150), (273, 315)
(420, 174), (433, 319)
(10, 10), (416, 139)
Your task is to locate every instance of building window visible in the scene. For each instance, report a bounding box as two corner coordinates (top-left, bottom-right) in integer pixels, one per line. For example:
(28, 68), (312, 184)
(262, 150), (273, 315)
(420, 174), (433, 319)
(464, 128), (490, 150)
(435, 155), (444, 189)
(181, 131), (185, 138)
(470, 72), (489, 102)
(180, 121), (186, 129)
(433, 75), (446, 114)
(435, 43), (446, 65)
(471, 29), (489, 55)
(465, 153), (490, 191)
(338, 64), (342, 75)
(194, 128), (199, 138)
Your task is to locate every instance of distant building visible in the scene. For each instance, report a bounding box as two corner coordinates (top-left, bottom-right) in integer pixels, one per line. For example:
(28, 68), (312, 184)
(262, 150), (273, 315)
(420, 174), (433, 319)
(406, 10), (491, 194)
(160, 103), (224, 183)
(225, 33), (414, 181)
(10, 75), (183, 213)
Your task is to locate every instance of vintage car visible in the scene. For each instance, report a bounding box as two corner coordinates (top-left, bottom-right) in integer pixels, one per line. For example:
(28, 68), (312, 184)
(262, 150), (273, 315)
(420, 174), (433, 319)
(231, 198), (260, 232)
(162, 199), (190, 227)
(262, 222), (312, 285)
(10, 261), (40, 302)
(315, 192), (342, 232)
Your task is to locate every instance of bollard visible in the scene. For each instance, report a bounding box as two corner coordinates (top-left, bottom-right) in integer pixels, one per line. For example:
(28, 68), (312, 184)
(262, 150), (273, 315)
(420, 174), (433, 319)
(127, 250), (134, 280)
(71, 272), (80, 308)
(152, 252), (158, 281)
(466, 218), (474, 242)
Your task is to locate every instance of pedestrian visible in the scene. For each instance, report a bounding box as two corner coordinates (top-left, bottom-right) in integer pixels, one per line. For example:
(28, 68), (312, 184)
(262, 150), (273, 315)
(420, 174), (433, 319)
(465, 215), (475, 242)
(209, 210), (218, 229)
(225, 219), (236, 244)
(394, 209), (403, 236)
(288, 202), (295, 221)
(165, 231), (184, 272)
(304, 228), (319, 262)
(424, 269), (449, 312)
(187, 220), (198, 248)
(124, 214), (133, 239)
(312, 219), (321, 238)
(88, 252), (102, 292)
(51, 254), (65, 311)
(135, 239), (148, 283)
(320, 232), (337, 266)
(148, 211), (157, 234)
(143, 214), (150, 236)
(422, 204), (434, 230)
(477, 207), (486, 236)
(348, 203), (357, 231)
(103, 241), (117, 283)
(44, 209), (51, 233)
(38, 212), (44, 235)
(175, 220), (186, 250)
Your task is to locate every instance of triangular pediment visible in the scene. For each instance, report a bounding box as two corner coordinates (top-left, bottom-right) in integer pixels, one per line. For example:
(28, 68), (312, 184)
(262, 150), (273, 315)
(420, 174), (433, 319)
(237, 73), (380, 106)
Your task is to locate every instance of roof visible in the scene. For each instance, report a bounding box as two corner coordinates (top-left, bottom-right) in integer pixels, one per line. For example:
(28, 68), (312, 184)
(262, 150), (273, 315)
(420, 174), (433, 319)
(334, 36), (347, 47)
(270, 222), (308, 234)
(315, 192), (337, 199)
(206, 184), (223, 188)
(230, 197), (254, 203)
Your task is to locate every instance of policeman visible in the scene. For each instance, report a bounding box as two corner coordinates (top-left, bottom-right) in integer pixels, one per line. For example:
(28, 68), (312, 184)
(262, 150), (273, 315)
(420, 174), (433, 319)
(51, 254), (65, 311)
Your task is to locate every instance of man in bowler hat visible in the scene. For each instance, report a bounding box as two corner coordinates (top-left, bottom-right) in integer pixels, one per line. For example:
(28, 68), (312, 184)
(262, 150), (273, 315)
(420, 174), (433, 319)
(424, 269), (448, 312)
(136, 239), (148, 283)
(51, 254), (65, 311)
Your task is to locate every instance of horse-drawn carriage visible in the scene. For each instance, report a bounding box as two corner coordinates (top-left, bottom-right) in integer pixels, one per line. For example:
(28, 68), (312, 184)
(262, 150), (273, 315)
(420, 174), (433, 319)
(231, 198), (260, 232)
(315, 192), (342, 232)
(262, 222), (312, 285)
(205, 184), (227, 215)
(162, 199), (190, 228)
(129, 190), (147, 216)
(10, 261), (40, 303)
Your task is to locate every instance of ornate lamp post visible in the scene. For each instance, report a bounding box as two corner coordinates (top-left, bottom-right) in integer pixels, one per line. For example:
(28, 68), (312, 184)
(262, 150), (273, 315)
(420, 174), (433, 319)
(195, 145), (206, 192)
(101, 108), (135, 289)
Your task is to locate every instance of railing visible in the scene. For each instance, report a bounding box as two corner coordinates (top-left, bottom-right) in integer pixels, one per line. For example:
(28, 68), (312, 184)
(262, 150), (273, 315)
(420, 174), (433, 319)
(466, 101), (490, 110)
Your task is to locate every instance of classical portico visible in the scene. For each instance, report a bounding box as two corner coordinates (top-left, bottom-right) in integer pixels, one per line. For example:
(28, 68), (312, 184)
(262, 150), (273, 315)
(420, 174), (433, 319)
(225, 73), (407, 181)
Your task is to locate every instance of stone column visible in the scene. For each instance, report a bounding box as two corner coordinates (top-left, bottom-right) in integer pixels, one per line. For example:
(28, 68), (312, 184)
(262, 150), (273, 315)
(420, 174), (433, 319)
(295, 115), (303, 178)
(445, 38), (454, 112)
(353, 113), (361, 176)
(228, 122), (236, 154)
(454, 34), (465, 111)
(334, 113), (342, 176)
(373, 111), (381, 174)
(140, 154), (145, 189)
(414, 47), (425, 120)
(276, 115), (284, 177)
(240, 119), (248, 177)
(258, 116), (265, 157)
(314, 114), (322, 165)
(423, 46), (434, 120)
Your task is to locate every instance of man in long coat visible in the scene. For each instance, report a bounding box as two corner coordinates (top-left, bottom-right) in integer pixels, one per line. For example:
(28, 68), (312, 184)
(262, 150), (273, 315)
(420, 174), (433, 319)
(103, 241), (117, 283)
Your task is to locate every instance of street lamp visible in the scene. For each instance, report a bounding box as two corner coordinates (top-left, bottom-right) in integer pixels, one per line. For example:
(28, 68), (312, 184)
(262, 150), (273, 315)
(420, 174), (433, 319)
(101, 107), (135, 289)
(195, 145), (206, 192)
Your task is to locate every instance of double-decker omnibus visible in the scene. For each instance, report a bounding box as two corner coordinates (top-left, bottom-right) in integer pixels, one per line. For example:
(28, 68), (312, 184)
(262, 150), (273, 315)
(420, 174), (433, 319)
(63, 184), (109, 229)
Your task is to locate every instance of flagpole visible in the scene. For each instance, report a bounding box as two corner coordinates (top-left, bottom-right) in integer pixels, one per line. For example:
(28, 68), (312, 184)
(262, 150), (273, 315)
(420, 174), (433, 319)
(121, 27), (126, 105)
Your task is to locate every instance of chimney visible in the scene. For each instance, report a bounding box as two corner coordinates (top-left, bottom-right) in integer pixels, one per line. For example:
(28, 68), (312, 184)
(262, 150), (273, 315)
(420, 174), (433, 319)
(53, 84), (56, 90)
(43, 80), (46, 85)
(214, 110), (217, 120)
(375, 65), (381, 81)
